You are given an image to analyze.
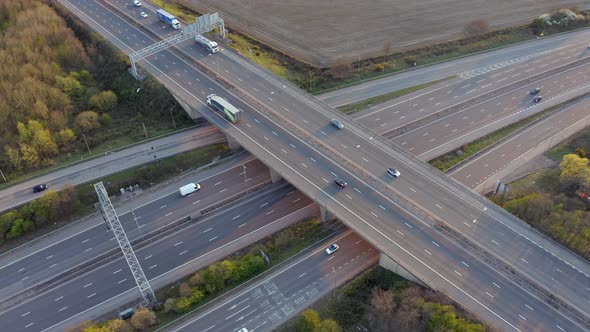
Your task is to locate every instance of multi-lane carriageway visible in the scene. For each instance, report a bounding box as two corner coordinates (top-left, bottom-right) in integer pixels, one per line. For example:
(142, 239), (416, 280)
(59, 0), (590, 330)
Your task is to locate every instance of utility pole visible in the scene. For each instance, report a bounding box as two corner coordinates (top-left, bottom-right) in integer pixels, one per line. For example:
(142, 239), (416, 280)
(0, 169), (6, 182)
(142, 122), (148, 138)
(82, 133), (91, 154)
(169, 108), (177, 129)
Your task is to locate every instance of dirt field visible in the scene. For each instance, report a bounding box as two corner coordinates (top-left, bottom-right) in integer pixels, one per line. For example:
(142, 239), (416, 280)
(180, 0), (590, 67)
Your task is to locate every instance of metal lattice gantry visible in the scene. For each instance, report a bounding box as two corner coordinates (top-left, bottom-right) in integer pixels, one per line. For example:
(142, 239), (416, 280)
(129, 13), (225, 79)
(94, 182), (158, 307)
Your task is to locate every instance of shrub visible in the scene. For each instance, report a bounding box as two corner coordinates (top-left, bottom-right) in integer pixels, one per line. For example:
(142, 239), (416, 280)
(164, 298), (177, 313)
(373, 64), (384, 72)
(179, 282), (192, 297)
(129, 307), (157, 330)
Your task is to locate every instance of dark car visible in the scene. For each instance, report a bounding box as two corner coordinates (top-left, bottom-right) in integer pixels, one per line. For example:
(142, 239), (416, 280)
(533, 96), (543, 103)
(530, 87), (541, 95)
(333, 178), (347, 188)
(33, 184), (48, 193)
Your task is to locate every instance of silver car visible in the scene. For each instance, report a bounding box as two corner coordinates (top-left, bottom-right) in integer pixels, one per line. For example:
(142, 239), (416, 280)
(330, 119), (344, 129)
(326, 243), (339, 254)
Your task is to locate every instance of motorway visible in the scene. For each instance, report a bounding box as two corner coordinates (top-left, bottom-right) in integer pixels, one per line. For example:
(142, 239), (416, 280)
(449, 96), (590, 190)
(353, 42), (590, 160)
(56, 0), (590, 330)
(0, 126), (224, 213)
(169, 230), (379, 332)
(0, 158), (270, 309)
(0, 181), (317, 331)
(318, 27), (590, 107)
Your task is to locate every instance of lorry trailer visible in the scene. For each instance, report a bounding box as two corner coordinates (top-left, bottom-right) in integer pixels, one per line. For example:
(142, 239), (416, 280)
(156, 9), (180, 29)
(195, 35), (220, 53)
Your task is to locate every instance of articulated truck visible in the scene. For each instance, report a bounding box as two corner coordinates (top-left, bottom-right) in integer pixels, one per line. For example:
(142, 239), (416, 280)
(156, 9), (180, 29)
(207, 94), (241, 123)
(195, 35), (219, 53)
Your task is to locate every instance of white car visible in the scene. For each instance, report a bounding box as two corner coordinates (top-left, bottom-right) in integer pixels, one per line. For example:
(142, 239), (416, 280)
(330, 119), (344, 129)
(140, 11), (148, 18)
(237, 329), (248, 332)
(387, 168), (401, 178)
(325, 244), (339, 255)
(133, 0), (141, 6)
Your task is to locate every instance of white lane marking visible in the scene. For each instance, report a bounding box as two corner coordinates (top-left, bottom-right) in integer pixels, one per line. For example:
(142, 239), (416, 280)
(424, 249), (432, 255)
(21, 312), (31, 317)
(239, 223), (247, 228)
(54, 296), (64, 302)
(310, 157), (317, 163)
(159, 205), (167, 209)
(492, 282), (501, 289)
(345, 194), (353, 200)
(83, 283), (93, 288)
(281, 148), (287, 154)
(379, 205), (386, 210)
(454, 270), (462, 277)
(353, 188), (361, 193)
(301, 163), (308, 168)
(260, 202), (269, 207)
(322, 178), (329, 183)
(203, 228), (213, 233)
(491, 239), (500, 245)
(290, 144), (296, 149)
(435, 204), (442, 209)
(298, 273), (307, 278)
(525, 304), (534, 311)
(192, 200), (201, 205)
(81, 239), (89, 243)
(209, 236), (219, 242)
(58, 307), (68, 312)
(149, 265), (157, 270)
(518, 314), (526, 321)
(404, 222), (413, 229)
(232, 215), (241, 220)
(396, 230), (404, 236)
(520, 258), (529, 264)
(371, 212), (378, 218)
(87, 293), (96, 298)
(144, 255), (152, 260)
(330, 172), (338, 177)
(556, 325), (565, 331)
(292, 198), (301, 203)
(25, 323), (34, 328)
(118, 278), (127, 284)
(49, 263), (57, 268)
(165, 212), (173, 217)
(179, 250), (188, 256)
(46, 255), (53, 260)
(174, 241), (183, 247)
(409, 187), (416, 193)
(225, 305), (251, 320)
(461, 261), (470, 268)
(265, 210), (275, 215)
(432, 241), (440, 247)
(113, 269), (122, 274)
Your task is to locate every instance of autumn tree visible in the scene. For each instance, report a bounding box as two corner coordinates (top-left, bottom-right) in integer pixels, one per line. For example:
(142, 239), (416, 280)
(559, 153), (590, 189)
(297, 309), (322, 332)
(129, 307), (157, 330)
(75, 111), (101, 132)
(318, 319), (341, 332)
(89, 90), (118, 112)
(179, 282), (192, 297)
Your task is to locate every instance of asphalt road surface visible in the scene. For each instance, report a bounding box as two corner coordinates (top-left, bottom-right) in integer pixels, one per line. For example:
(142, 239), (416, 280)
(449, 96), (590, 190)
(318, 28), (590, 106)
(0, 183), (316, 331)
(0, 158), (270, 309)
(58, 0), (590, 330)
(0, 126), (224, 213)
(181, 0), (590, 67)
(354, 42), (590, 160)
(169, 230), (379, 332)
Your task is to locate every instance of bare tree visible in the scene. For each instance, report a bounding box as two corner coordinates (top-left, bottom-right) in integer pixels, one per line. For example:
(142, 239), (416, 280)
(463, 19), (490, 38)
(365, 288), (397, 332)
(327, 57), (353, 80)
(382, 40), (392, 65)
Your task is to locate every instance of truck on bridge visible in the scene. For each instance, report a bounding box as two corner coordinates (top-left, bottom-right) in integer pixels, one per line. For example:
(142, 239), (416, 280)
(156, 9), (180, 29)
(195, 35), (220, 53)
(207, 94), (242, 123)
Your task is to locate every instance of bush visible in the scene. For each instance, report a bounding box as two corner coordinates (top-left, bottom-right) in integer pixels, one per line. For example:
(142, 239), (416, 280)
(297, 309), (322, 332)
(372, 64), (385, 72)
(164, 298), (177, 313)
(179, 282), (192, 297)
(129, 307), (157, 330)
(75, 111), (101, 132)
(404, 56), (417, 65)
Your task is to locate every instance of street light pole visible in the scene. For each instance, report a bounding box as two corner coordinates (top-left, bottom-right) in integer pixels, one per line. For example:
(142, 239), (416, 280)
(169, 108), (177, 129)
(82, 133), (91, 154)
(242, 163), (247, 186)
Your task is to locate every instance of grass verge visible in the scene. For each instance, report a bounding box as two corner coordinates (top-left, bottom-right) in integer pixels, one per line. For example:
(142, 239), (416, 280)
(429, 108), (557, 172)
(337, 77), (455, 114)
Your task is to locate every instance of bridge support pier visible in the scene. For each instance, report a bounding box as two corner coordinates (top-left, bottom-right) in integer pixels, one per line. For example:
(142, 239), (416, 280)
(379, 253), (426, 287)
(270, 168), (283, 183)
(226, 135), (241, 150)
(171, 94), (202, 121)
(320, 206), (335, 222)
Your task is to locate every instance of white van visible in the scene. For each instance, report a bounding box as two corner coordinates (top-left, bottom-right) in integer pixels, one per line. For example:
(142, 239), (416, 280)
(179, 183), (201, 196)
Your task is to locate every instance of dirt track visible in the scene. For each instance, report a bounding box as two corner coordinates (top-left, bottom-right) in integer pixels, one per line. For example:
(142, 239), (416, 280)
(181, 0), (590, 67)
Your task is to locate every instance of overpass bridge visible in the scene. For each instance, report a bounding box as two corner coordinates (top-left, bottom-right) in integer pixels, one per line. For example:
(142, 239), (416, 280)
(60, 0), (590, 330)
